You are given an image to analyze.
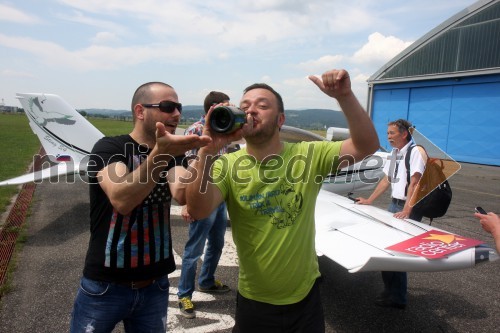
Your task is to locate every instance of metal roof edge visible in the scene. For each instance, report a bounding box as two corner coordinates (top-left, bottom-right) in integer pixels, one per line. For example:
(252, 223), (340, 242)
(368, 0), (497, 82)
(368, 68), (500, 86)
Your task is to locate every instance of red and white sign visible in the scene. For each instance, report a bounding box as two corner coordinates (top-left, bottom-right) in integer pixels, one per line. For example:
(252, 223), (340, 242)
(386, 230), (484, 259)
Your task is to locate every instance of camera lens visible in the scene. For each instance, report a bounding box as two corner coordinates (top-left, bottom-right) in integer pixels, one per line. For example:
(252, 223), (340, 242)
(210, 106), (246, 133)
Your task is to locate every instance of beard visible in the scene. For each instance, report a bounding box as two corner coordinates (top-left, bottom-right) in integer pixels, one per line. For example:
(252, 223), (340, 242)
(143, 116), (158, 146)
(244, 114), (280, 145)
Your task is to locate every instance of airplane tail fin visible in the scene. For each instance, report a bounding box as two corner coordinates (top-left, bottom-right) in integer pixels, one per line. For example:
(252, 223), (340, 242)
(16, 93), (104, 164)
(0, 94), (105, 186)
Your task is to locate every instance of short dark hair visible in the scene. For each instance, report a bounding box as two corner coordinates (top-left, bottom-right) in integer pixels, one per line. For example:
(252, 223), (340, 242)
(243, 83), (284, 114)
(130, 82), (173, 123)
(389, 119), (413, 141)
(203, 91), (230, 113)
(131, 82), (173, 109)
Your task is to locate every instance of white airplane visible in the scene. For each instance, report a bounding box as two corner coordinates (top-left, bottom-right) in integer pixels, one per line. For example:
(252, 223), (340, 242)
(0, 93), (104, 186)
(1, 93), (497, 272)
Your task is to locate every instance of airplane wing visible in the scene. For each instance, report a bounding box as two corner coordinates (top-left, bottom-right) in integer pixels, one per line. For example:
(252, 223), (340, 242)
(0, 93), (104, 186)
(315, 189), (498, 272)
(279, 125), (497, 272)
(0, 163), (82, 186)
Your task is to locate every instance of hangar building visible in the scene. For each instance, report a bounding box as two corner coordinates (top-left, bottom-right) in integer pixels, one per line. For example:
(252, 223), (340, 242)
(367, 0), (500, 166)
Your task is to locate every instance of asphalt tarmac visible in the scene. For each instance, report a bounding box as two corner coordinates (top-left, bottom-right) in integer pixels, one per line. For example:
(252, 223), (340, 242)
(0, 162), (499, 333)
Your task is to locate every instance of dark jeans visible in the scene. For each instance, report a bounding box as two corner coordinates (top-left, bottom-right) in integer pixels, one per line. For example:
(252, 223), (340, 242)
(232, 278), (325, 333)
(382, 199), (423, 304)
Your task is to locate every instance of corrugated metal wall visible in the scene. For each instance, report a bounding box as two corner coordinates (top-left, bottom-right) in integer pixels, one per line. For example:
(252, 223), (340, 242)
(380, 1), (500, 79)
(371, 75), (500, 166)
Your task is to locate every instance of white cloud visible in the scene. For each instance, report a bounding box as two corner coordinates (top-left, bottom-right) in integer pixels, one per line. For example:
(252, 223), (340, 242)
(239, 0), (309, 12)
(261, 75), (272, 82)
(145, 8), (311, 51)
(91, 31), (120, 44)
(281, 76), (317, 109)
(297, 32), (413, 83)
(0, 3), (42, 24)
(298, 55), (345, 74)
(56, 10), (127, 34)
(324, 6), (381, 35)
(298, 32), (413, 76)
(0, 33), (70, 64)
(0, 1), (477, 110)
(54, 1), (355, 49)
(352, 32), (413, 67)
(284, 30), (414, 109)
(280, 72), (370, 110)
(283, 76), (309, 87)
(56, 0), (158, 15)
(353, 73), (370, 83)
(0, 33), (207, 71)
(1, 69), (35, 78)
(217, 52), (230, 60)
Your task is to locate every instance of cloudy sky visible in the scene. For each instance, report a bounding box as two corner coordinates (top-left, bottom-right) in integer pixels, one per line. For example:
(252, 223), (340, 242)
(0, 0), (477, 111)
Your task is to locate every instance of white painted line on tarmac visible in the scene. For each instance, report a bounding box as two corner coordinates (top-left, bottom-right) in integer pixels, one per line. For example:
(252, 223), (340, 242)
(168, 310), (235, 332)
(168, 226), (238, 332)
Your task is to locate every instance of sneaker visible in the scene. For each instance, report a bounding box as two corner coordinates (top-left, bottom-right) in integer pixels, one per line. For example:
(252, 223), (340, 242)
(178, 297), (196, 319)
(198, 280), (230, 293)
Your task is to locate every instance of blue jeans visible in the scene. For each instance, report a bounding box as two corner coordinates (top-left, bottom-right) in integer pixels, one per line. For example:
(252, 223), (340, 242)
(70, 275), (169, 333)
(177, 202), (227, 299)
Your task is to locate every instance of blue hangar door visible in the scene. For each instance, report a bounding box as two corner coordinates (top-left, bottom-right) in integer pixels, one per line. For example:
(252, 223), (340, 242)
(371, 75), (500, 166)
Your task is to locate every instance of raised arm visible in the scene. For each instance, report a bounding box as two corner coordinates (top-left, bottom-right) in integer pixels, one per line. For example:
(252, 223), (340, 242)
(309, 69), (379, 165)
(185, 105), (247, 220)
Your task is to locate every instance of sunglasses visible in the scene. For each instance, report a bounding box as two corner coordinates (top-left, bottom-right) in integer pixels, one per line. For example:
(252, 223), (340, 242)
(141, 100), (182, 114)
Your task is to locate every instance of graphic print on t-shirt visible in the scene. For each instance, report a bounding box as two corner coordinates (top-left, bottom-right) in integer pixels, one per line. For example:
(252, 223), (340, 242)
(104, 152), (171, 269)
(240, 180), (303, 230)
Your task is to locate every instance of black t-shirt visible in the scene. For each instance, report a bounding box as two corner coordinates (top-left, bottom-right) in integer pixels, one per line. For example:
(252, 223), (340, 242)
(83, 134), (185, 282)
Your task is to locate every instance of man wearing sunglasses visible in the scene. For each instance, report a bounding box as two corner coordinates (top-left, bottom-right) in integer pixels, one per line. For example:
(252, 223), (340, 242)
(70, 82), (210, 333)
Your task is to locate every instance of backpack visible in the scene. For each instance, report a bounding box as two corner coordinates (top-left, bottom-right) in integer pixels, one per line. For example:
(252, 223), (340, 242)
(405, 144), (452, 224)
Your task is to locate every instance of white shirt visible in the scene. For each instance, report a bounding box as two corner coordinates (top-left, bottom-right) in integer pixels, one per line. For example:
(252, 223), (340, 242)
(383, 141), (426, 200)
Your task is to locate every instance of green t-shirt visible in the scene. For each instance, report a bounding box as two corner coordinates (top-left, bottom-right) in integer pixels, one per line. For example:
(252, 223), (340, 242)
(212, 140), (342, 304)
